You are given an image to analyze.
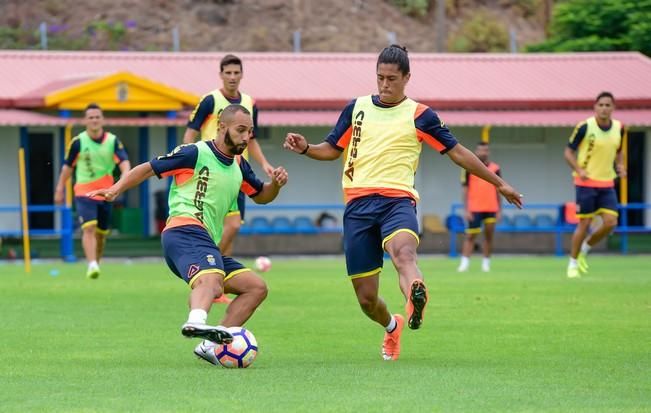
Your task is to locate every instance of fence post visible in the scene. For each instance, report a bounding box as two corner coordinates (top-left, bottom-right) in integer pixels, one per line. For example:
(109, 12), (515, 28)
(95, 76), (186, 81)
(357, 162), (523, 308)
(60, 206), (76, 262)
(620, 205), (628, 254)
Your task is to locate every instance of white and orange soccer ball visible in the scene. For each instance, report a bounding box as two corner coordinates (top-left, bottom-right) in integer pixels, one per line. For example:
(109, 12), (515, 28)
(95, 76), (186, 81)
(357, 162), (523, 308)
(214, 327), (258, 368)
(255, 256), (272, 272)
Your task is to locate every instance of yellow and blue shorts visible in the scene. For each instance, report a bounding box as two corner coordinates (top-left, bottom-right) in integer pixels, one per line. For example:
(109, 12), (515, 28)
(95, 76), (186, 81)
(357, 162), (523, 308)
(161, 225), (247, 287)
(465, 212), (497, 234)
(343, 195), (419, 279)
(75, 196), (112, 233)
(575, 186), (619, 218)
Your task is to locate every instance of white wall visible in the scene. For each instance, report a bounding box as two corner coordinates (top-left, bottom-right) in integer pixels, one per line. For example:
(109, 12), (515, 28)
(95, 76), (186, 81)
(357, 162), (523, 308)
(0, 127), (21, 233)
(248, 125), (580, 222)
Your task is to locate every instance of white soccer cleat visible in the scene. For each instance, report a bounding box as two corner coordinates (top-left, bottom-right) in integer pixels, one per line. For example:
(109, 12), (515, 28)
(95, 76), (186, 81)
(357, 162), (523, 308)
(481, 262), (490, 272)
(194, 340), (219, 365)
(457, 262), (469, 272)
(181, 323), (233, 344)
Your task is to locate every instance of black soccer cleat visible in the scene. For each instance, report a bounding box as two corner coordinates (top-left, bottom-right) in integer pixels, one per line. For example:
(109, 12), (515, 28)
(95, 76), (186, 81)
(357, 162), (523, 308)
(407, 280), (428, 330)
(181, 323), (233, 344)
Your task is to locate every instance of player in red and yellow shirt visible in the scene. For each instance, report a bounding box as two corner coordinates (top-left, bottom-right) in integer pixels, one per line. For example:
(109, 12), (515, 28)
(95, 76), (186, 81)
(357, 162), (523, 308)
(564, 92), (626, 278)
(284, 45), (523, 361)
(458, 142), (501, 273)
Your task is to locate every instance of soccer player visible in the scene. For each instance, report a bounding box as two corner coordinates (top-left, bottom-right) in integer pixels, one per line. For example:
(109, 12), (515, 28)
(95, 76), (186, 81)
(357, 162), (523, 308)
(564, 91), (626, 278)
(457, 142), (502, 273)
(89, 104), (288, 358)
(183, 54), (274, 260)
(54, 103), (130, 279)
(284, 45), (523, 361)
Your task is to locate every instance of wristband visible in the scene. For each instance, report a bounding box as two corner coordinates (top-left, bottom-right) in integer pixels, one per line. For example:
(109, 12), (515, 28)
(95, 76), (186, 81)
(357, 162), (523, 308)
(300, 144), (309, 155)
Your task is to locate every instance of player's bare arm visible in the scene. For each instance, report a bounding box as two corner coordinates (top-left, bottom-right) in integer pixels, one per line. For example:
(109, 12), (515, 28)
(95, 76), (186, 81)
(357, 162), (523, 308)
(54, 165), (73, 204)
(183, 128), (199, 144)
(615, 150), (626, 178)
(248, 138), (275, 177)
(563, 147), (587, 179)
(87, 162), (155, 202)
(448, 144), (523, 209)
(252, 166), (288, 204)
(283, 133), (341, 161)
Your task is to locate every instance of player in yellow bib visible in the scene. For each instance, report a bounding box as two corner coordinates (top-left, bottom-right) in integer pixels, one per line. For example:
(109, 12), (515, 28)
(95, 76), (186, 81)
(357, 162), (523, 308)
(54, 103), (131, 279)
(564, 92), (626, 278)
(183, 55), (274, 281)
(284, 45), (523, 361)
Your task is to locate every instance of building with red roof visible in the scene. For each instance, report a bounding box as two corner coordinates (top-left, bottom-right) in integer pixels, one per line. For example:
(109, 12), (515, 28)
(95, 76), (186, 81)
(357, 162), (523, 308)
(0, 50), (650, 243)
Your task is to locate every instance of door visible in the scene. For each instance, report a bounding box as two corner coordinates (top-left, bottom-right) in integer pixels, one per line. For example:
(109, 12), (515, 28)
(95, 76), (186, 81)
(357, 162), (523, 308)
(27, 132), (54, 229)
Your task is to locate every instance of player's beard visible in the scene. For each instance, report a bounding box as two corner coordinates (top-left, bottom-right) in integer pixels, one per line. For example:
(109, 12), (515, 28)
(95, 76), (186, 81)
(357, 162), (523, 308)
(224, 130), (247, 155)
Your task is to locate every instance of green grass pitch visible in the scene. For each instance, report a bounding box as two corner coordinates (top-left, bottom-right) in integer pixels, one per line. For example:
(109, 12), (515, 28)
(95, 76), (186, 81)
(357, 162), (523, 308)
(1, 256), (650, 412)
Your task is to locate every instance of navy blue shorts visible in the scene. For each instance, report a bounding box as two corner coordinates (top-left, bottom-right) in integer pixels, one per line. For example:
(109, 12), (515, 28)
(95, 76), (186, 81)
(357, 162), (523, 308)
(161, 225), (248, 287)
(343, 196), (419, 278)
(226, 191), (246, 222)
(75, 196), (112, 233)
(575, 186), (619, 217)
(466, 212), (497, 234)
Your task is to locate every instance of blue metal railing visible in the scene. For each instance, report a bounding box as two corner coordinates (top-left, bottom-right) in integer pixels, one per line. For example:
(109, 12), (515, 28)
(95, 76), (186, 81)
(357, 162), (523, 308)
(447, 203), (651, 257)
(0, 204), (75, 262)
(243, 203), (345, 235)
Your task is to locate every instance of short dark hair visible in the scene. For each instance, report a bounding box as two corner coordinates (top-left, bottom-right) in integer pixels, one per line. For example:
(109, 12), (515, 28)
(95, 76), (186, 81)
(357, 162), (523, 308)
(220, 54), (242, 72)
(477, 141), (489, 147)
(596, 91), (615, 103)
(377, 44), (410, 75)
(220, 104), (251, 123)
(84, 103), (102, 113)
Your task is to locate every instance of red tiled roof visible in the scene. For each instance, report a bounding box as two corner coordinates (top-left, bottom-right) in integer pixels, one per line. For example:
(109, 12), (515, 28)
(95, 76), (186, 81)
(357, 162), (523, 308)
(261, 109), (651, 127)
(1, 51), (650, 110)
(0, 110), (185, 127)
(4, 108), (649, 128)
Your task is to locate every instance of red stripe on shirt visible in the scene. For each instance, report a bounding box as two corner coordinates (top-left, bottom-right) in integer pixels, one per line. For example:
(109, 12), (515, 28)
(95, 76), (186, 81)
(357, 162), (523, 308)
(416, 129), (445, 152)
(241, 180), (257, 196)
(336, 126), (353, 149)
(414, 103), (428, 119)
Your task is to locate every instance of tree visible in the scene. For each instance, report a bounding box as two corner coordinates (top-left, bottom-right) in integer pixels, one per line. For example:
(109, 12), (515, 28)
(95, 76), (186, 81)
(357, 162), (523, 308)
(526, 0), (651, 56)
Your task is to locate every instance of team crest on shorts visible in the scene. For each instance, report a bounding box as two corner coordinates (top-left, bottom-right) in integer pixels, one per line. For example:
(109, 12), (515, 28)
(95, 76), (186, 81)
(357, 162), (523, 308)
(206, 254), (216, 265)
(187, 264), (200, 279)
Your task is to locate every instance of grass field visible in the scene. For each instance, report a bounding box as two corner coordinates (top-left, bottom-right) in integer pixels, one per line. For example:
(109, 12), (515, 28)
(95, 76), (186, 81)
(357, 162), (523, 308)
(1, 255), (650, 412)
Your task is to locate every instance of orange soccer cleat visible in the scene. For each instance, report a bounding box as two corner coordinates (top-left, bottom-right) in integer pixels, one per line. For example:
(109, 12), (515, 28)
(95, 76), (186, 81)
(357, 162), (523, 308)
(213, 294), (233, 304)
(381, 314), (405, 361)
(405, 279), (428, 330)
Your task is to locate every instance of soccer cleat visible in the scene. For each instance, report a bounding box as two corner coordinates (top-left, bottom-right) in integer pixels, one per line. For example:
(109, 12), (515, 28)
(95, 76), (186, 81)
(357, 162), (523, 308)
(577, 252), (589, 274)
(86, 264), (100, 279)
(481, 262), (490, 273)
(213, 294), (233, 304)
(194, 340), (219, 365)
(567, 266), (581, 278)
(457, 261), (469, 272)
(406, 279), (428, 330)
(181, 323), (233, 344)
(381, 314), (404, 361)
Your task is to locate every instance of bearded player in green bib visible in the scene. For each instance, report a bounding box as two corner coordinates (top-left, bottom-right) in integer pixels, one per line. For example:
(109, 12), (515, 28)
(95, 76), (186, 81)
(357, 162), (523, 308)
(89, 104), (288, 355)
(55, 103), (131, 279)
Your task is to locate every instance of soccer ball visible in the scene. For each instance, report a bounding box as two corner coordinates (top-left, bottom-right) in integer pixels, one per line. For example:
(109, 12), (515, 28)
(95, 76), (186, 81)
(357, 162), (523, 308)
(215, 327), (258, 368)
(255, 256), (272, 272)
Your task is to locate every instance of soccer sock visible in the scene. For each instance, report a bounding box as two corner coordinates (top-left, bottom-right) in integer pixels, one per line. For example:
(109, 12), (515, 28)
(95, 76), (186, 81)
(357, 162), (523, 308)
(580, 241), (592, 255)
(568, 257), (578, 268)
(482, 257), (490, 267)
(88, 260), (98, 269)
(187, 309), (208, 325)
(460, 256), (470, 267)
(385, 315), (397, 333)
